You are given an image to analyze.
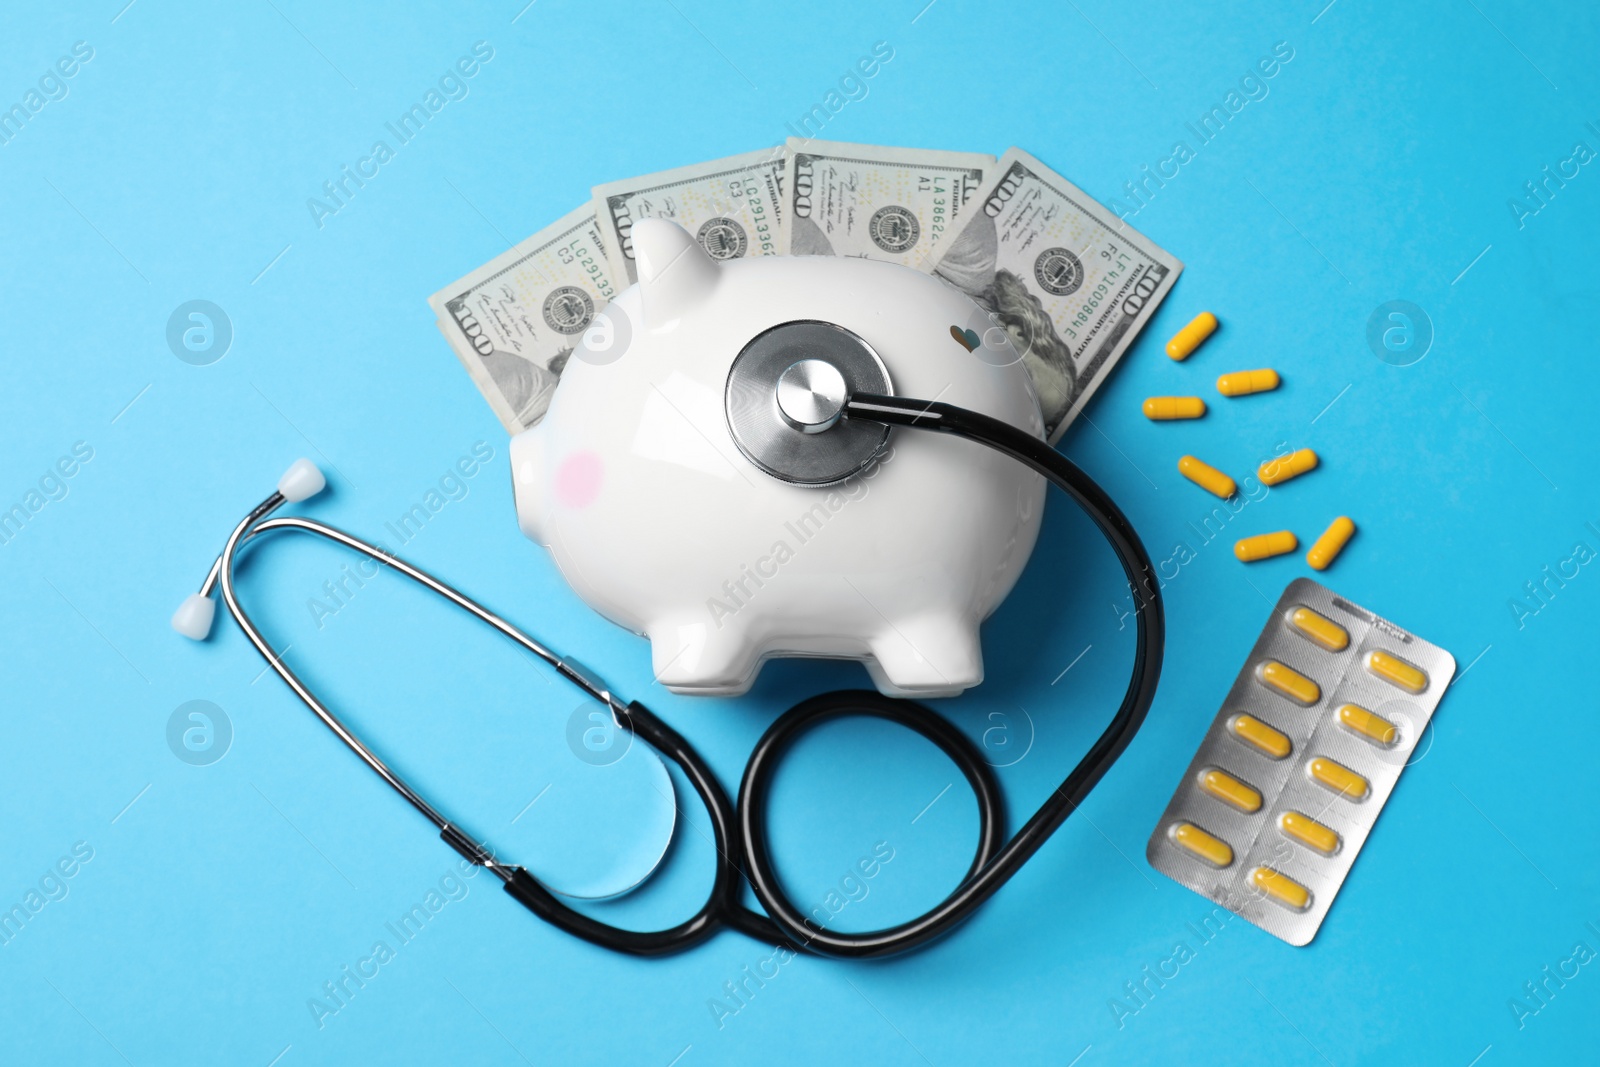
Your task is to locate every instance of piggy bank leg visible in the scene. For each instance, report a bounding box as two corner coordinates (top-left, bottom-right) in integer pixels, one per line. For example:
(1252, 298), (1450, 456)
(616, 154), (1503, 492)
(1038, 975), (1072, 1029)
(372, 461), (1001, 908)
(647, 615), (762, 696)
(865, 613), (983, 699)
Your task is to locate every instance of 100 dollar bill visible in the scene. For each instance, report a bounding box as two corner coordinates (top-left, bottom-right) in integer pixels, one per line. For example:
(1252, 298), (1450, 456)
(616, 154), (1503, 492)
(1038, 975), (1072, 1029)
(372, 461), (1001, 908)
(428, 202), (618, 434)
(593, 147), (786, 284)
(781, 139), (992, 269)
(932, 147), (1182, 443)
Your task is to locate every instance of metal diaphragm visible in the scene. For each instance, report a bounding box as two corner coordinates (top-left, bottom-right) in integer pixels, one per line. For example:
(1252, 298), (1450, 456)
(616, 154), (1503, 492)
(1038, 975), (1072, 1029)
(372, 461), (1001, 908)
(724, 320), (892, 486)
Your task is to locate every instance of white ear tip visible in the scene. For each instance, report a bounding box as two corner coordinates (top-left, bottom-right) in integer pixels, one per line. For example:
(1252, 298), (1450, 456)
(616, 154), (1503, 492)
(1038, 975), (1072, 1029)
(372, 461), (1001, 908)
(278, 458), (326, 502)
(632, 218), (697, 283)
(171, 593), (216, 640)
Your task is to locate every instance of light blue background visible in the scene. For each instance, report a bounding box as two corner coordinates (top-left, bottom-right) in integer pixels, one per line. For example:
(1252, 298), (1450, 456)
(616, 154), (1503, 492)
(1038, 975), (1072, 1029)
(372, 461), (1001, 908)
(2, 1), (1596, 1063)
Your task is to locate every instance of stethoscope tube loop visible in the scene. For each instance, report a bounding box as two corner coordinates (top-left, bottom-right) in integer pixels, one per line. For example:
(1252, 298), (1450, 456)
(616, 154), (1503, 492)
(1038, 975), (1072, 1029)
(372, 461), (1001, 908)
(722, 394), (1165, 957)
(737, 690), (1008, 958)
(192, 390), (1163, 961)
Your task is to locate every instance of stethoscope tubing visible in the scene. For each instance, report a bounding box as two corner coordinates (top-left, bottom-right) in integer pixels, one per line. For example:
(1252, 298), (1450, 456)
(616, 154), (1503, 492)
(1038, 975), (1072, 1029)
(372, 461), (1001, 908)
(736, 394), (1165, 957)
(200, 392), (1163, 959)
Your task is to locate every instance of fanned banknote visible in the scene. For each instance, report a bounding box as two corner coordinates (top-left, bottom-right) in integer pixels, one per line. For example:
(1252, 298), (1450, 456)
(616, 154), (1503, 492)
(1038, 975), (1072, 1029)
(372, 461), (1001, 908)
(592, 147), (786, 284)
(434, 142), (1181, 442)
(932, 147), (1182, 443)
(428, 202), (619, 434)
(780, 139), (992, 269)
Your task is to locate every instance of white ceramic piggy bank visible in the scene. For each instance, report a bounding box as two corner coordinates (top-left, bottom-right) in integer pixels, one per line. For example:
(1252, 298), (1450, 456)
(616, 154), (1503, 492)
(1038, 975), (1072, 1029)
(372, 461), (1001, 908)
(509, 219), (1046, 698)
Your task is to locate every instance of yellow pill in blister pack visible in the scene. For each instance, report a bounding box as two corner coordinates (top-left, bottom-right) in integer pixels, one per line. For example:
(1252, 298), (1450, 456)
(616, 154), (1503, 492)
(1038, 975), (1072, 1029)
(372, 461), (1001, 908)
(1216, 369), (1280, 396)
(1235, 530), (1298, 562)
(1339, 703), (1399, 746)
(1367, 649), (1428, 693)
(1288, 606), (1349, 652)
(1146, 578), (1459, 947)
(1142, 396), (1207, 420)
(1170, 821), (1234, 868)
(1228, 713), (1292, 759)
(1307, 516), (1356, 571)
(1251, 866), (1312, 911)
(1166, 311), (1218, 360)
(1279, 811), (1341, 855)
(1178, 455), (1236, 498)
(1198, 768), (1263, 813)
(1308, 756), (1370, 800)
(1259, 448), (1319, 486)
(1257, 659), (1321, 705)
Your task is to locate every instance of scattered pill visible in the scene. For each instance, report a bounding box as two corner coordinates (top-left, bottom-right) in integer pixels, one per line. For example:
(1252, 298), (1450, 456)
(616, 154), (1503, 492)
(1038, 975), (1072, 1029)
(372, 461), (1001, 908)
(1142, 396), (1207, 420)
(1166, 311), (1218, 361)
(1259, 448), (1319, 486)
(1366, 650), (1427, 694)
(1279, 811), (1341, 856)
(1228, 713), (1292, 759)
(1178, 455), (1236, 498)
(1199, 767), (1263, 813)
(1288, 606), (1349, 652)
(1308, 756), (1370, 801)
(1251, 866), (1312, 910)
(1217, 369), (1280, 397)
(1338, 703), (1399, 746)
(1257, 659), (1320, 705)
(1235, 530), (1298, 562)
(1307, 516), (1355, 570)
(1170, 822), (1234, 867)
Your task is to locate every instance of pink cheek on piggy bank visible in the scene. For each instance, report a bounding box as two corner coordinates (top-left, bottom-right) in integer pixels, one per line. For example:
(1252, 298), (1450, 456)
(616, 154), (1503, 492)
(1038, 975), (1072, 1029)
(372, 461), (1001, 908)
(554, 451), (604, 509)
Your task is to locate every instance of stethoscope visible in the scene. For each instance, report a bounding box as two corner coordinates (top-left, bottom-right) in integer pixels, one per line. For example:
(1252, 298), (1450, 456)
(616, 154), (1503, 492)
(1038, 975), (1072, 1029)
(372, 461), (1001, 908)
(174, 345), (1164, 960)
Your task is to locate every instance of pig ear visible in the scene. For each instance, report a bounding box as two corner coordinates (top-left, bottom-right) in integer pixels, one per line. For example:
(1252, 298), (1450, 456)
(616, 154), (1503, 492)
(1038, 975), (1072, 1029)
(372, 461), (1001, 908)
(632, 218), (718, 329)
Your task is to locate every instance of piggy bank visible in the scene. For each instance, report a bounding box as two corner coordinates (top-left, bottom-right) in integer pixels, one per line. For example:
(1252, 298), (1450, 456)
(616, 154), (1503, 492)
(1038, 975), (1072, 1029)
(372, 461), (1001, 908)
(509, 219), (1046, 697)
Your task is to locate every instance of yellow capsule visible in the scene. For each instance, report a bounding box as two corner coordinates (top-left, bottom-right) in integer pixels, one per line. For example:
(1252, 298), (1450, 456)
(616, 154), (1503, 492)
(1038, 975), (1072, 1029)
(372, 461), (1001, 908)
(1279, 811), (1341, 855)
(1170, 821), (1234, 868)
(1166, 311), (1218, 360)
(1251, 866), (1312, 911)
(1367, 649), (1428, 693)
(1228, 713), (1292, 760)
(1198, 767), (1263, 813)
(1142, 396), (1207, 420)
(1234, 530), (1298, 562)
(1216, 369), (1281, 396)
(1257, 659), (1321, 705)
(1339, 703), (1399, 746)
(1258, 448), (1319, 486)
(1178, 455), (1236, 499)
(1308, 756), (1370, 801)
(1307, 516), (1356, 571)
(1288, 606), (1349, 652)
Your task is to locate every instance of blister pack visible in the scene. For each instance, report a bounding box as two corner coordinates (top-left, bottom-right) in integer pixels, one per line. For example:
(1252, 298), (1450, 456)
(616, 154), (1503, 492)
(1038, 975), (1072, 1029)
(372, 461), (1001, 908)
(1146, 577), (1457, 945)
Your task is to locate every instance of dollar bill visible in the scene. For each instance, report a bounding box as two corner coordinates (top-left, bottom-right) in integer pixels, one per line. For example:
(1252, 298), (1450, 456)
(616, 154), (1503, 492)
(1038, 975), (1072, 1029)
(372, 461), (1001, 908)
(428, 202), (619, 434)
(931, 147), (1182, 443)
(781, 139), (992, 269)
(592, 147), (786, 284)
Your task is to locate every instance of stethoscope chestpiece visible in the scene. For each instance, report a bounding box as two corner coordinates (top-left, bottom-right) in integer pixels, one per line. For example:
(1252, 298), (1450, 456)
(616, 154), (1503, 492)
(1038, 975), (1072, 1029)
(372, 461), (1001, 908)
(723, 319), (892, 486)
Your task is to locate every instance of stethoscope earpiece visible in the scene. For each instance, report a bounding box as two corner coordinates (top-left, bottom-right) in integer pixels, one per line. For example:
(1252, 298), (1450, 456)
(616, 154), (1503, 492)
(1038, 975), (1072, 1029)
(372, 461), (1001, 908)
(171, 457), (325, 641)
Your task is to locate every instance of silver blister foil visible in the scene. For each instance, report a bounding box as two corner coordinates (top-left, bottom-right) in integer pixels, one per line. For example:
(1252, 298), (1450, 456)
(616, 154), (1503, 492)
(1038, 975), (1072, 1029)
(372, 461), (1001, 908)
(1146, 577), (1457, 946)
